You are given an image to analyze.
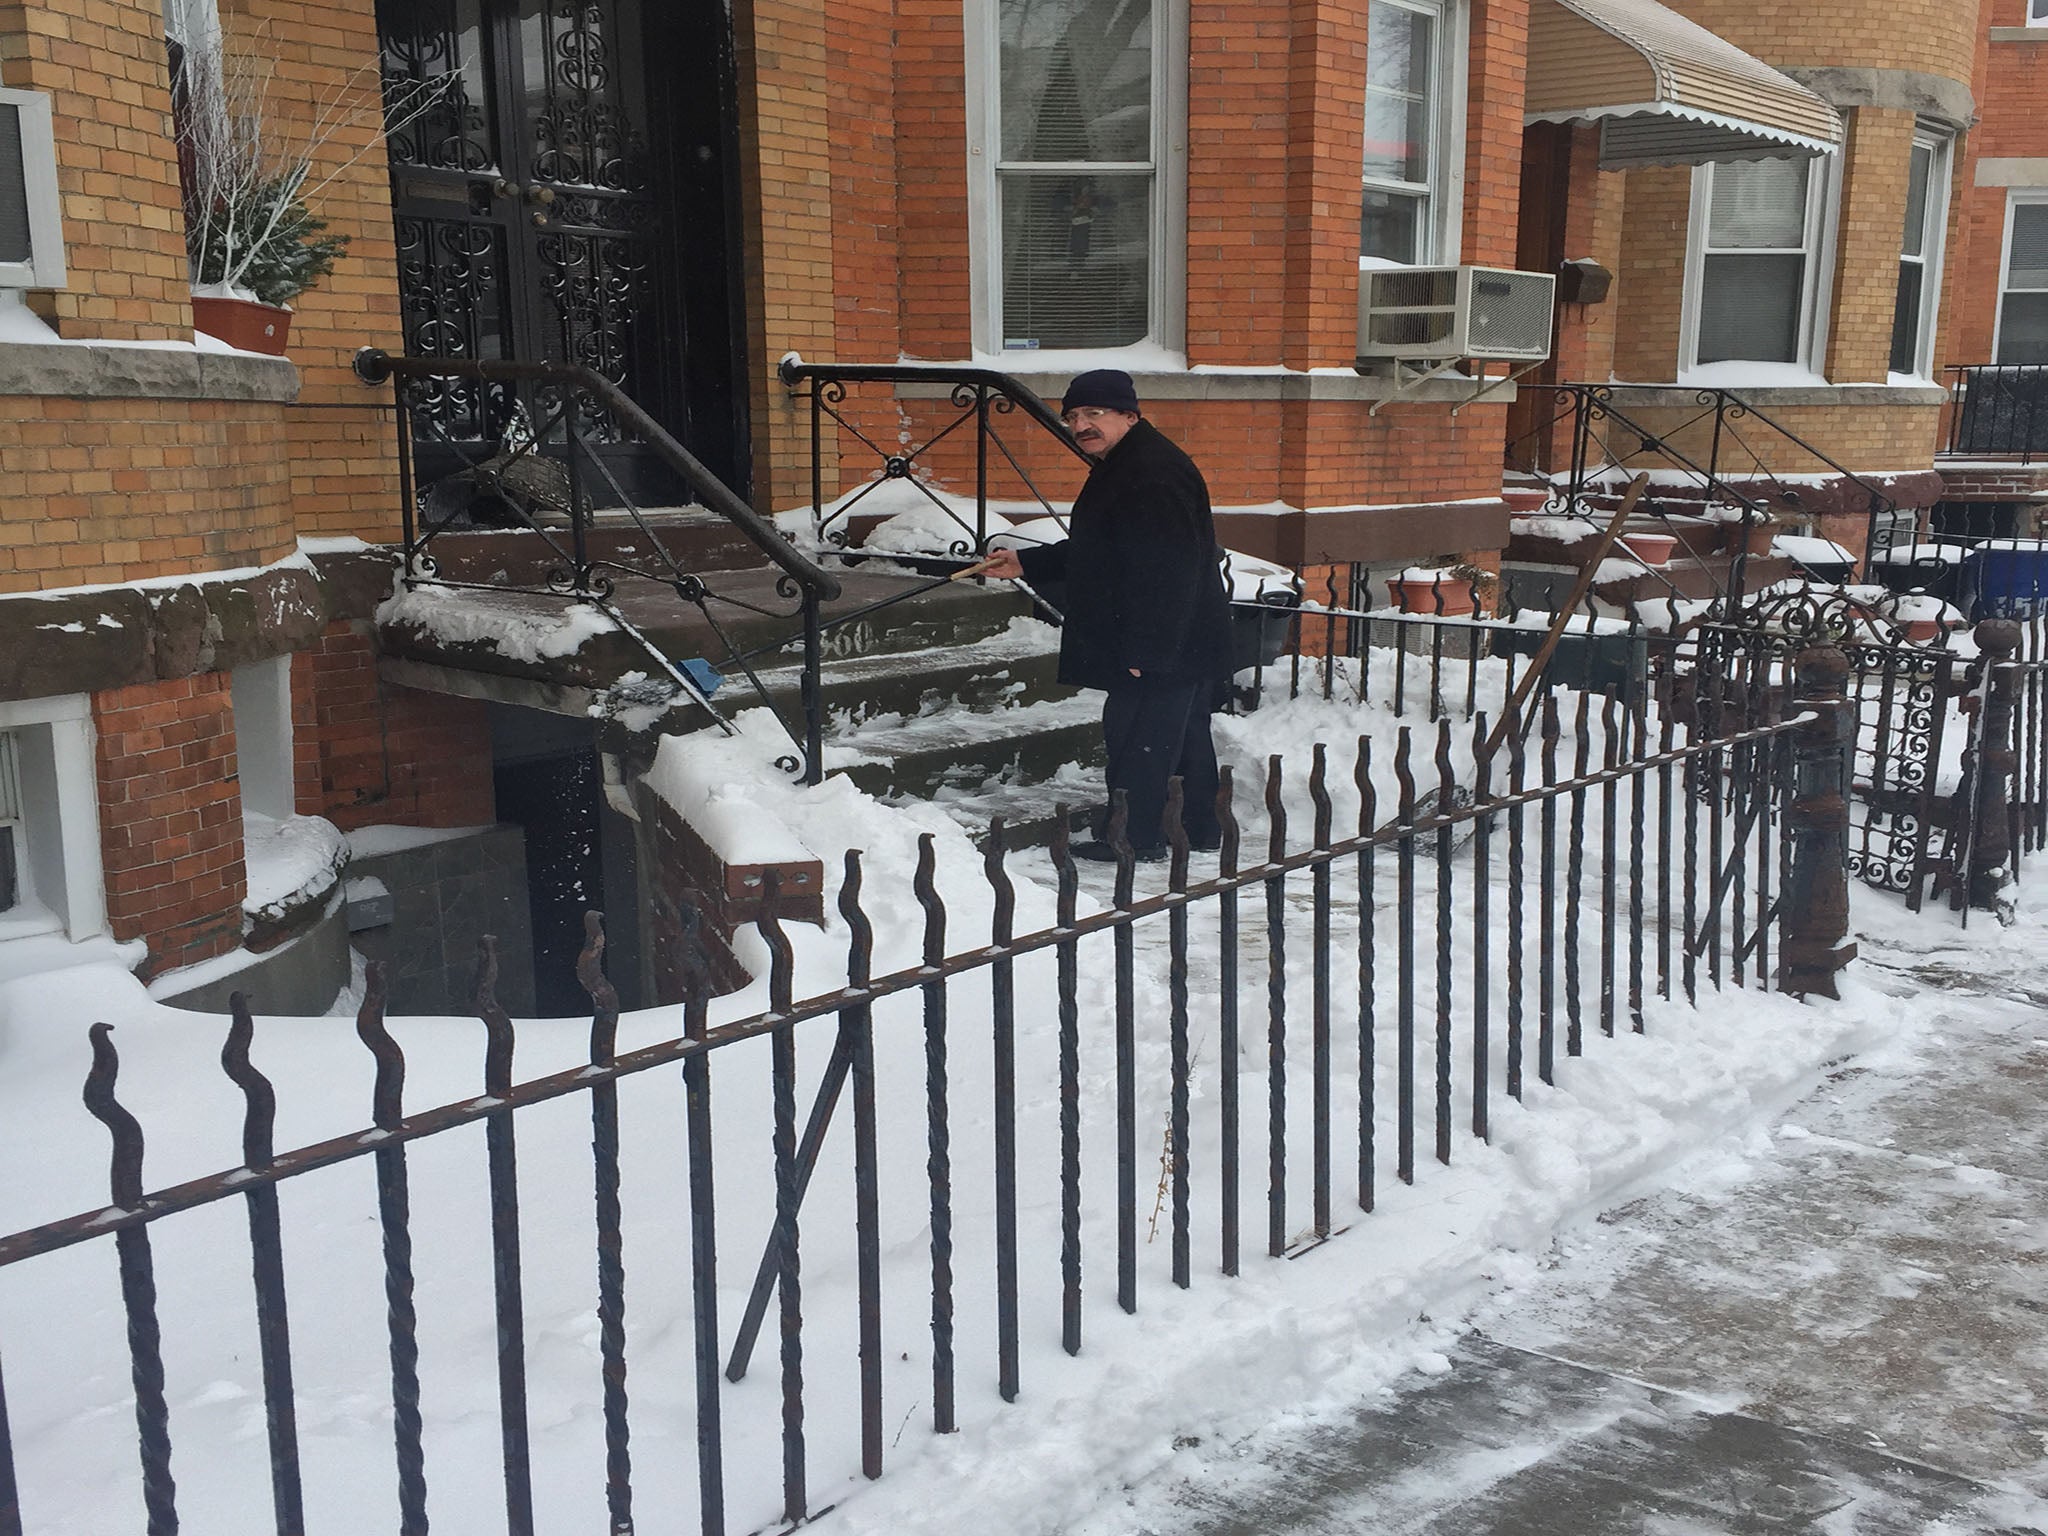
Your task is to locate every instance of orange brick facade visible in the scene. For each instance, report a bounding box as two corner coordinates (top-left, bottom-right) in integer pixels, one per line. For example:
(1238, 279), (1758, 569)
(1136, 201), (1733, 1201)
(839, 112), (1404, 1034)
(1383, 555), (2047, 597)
(291, 623), (496, 833)
(93, 674), (247, 975)
(1945, 0), (2047, 373)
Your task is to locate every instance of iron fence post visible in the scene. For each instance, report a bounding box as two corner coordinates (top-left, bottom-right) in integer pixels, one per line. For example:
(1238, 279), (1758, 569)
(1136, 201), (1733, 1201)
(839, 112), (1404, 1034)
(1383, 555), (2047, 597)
(1779, 644), (1857, 998)
(1963, 619), (2023, 913)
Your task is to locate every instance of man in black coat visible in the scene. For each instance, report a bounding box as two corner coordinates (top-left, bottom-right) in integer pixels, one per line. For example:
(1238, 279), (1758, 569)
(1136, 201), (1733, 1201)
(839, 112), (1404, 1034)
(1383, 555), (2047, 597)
(984, 369), (1234, 861)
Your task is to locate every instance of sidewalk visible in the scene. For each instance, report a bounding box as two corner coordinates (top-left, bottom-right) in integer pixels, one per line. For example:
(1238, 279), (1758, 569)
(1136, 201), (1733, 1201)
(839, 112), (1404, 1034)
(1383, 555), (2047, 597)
(1073, 892), (2048, 1534)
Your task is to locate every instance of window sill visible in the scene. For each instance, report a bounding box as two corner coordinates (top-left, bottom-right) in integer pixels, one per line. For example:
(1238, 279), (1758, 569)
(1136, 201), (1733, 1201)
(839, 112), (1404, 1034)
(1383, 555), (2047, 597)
(0, 338), (299, 402)
(896, 366), (1519, 406)
(1618, 381), (1948, 408)
(1989, 26), (2048, 40)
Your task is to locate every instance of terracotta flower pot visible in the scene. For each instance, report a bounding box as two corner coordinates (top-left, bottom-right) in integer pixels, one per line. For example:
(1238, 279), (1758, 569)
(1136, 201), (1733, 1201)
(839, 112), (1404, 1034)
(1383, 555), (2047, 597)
(1620, 532), (1677, 566)
(1389, 575), (1476, 617)
(1502, 488), (1551, 514)
(192, 295), (292, 355)
(1901, 617), (1940, 643)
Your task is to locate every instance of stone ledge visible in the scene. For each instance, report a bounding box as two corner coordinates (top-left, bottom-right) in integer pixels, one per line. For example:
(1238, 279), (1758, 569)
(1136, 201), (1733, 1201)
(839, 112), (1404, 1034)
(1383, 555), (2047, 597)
(895, 369), (1519, 406)
(0, 339), (299, 402)
(1990, 26), (2048, 41)
(1611, 384), (1948, 409)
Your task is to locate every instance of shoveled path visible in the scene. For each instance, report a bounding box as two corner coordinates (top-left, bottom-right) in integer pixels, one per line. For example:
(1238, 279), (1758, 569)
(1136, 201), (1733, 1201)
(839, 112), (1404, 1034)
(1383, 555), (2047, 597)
(1094, 917), (2048, 1534)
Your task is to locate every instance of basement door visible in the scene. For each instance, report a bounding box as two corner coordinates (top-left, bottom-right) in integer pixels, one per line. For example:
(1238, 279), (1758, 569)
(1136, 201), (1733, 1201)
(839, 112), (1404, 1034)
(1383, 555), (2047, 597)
(375, 0), (750, 501)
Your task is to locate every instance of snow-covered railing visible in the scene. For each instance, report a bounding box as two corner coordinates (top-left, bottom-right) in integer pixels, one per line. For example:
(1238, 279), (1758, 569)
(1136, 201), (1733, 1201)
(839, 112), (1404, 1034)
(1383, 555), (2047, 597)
(0, 668), (1853, 1536)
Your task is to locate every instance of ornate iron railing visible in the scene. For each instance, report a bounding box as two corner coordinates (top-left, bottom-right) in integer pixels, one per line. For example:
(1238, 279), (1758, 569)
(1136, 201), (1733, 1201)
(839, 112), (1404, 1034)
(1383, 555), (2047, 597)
(776, 354), (1088, 561)
(1943, 363), (2048, 464)
(1509, 384), (1906, 584)
(352, 350), (843, 782)
(0, 684), (1853, 1535)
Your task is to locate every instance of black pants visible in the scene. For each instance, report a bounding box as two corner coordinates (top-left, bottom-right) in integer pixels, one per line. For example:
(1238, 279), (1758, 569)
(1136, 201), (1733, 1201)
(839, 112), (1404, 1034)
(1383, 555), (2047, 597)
(1101, 680), (1222, 850)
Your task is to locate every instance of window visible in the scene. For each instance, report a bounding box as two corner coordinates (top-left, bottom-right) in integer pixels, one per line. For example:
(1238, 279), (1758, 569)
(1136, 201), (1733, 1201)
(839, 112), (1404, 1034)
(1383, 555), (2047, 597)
(1997, 195), (2048, 364)
(986, 0), (1169, 353)
(1686, 155), (1831, 370)
(1360, 0), (1463, 265)
(0, 696), (106, 943)
(2031, 0), (2048, 26)
(1890, 132), (1951, 378)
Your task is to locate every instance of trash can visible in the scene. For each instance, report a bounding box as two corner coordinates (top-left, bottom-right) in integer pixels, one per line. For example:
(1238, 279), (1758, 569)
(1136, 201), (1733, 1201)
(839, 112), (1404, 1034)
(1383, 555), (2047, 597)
(1965, 539), (2048, 618)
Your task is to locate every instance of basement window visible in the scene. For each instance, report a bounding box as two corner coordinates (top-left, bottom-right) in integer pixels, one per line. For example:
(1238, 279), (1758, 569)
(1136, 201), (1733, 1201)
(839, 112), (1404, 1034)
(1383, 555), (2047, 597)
(0, 696), (106, 943)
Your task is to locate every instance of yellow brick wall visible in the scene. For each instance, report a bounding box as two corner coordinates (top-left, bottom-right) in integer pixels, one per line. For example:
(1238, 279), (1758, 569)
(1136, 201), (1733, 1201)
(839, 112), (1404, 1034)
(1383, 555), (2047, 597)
(0, 397), (295, 591)
(1612, 400), (1943, 474)
(0, 0), (191, 339)
(1610, 164), (1691, 382)
(220, 0), (405, 540)
(1663, 0), (1977, 86)
(1825, 107), (1915, 383)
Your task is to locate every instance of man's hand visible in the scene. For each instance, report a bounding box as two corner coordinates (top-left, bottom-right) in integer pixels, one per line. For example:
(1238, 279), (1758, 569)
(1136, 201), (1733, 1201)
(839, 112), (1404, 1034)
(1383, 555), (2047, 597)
(1129, 668), (1141, 677)
(982, 547), (1025, 580)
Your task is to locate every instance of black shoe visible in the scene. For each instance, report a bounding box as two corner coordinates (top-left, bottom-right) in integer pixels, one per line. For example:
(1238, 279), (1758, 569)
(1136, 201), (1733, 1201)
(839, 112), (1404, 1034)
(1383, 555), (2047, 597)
(1187, 832), (1223, 853)
(1069, 841), (1166, 864)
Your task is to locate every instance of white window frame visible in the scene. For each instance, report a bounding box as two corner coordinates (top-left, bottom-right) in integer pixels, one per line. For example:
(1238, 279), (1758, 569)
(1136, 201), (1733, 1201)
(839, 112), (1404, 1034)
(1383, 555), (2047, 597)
(0, 695), (106, 943)
(0, 88), (67, 291)
(964, 0), (1188, 362)
(1357, 0), (1468, 270)
(1679, 152), (1840, 380)
(2030, 0), (2048, 28)
(1994, 189), (2048, 364)
(1891, 128), (1953, 380)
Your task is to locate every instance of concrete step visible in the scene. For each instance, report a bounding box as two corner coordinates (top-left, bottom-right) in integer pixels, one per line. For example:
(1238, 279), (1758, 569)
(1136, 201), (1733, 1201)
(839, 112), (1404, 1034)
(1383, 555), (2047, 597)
(826, 691), (1103, 806)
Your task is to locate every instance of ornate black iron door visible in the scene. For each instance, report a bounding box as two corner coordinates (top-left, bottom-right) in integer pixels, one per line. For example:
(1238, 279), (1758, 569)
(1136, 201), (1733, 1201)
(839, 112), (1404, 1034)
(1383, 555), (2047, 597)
(379, 0), (676, 501)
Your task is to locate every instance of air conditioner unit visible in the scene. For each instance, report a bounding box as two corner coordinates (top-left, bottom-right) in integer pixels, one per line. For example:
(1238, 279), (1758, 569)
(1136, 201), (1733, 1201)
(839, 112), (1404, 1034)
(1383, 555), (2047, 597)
(0, 89), (66, 290)
(1357, 265), (1555, 364)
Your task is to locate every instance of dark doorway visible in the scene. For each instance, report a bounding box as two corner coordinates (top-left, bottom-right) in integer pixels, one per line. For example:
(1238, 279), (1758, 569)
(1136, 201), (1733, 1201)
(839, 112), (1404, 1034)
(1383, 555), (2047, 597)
(376, 0), (749, 501)
(1505, 121), (1573, 475)
(489, 706), (643, 1016)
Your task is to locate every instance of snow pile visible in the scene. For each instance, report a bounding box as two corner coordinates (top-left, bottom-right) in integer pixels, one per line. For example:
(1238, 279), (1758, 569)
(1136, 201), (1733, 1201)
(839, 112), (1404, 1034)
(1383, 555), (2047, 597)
(375, 585), (616, 663)
(240, 812), (347, 925)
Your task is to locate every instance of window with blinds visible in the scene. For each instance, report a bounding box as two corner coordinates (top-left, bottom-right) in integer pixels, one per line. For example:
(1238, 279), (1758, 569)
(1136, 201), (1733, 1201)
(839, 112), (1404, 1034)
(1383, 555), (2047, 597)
(1999, 199), (2048, 364)
(997, 0), (1156, 350)
(1361, 0), (1441, 265)
(1695, 157), (1818, 366)
(1891, 135), (1948, 377)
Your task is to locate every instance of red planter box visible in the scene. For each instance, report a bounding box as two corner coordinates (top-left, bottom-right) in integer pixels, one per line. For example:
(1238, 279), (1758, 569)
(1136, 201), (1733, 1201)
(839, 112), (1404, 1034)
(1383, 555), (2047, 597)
(192, 295), (292, 355)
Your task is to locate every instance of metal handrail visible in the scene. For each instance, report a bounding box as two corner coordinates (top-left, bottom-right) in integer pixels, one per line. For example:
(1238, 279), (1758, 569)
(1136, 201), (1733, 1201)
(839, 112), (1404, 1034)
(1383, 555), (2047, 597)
(355, 349), (841, 601)
(777, 353), (1090, 562)
(353, 349), (839, 780)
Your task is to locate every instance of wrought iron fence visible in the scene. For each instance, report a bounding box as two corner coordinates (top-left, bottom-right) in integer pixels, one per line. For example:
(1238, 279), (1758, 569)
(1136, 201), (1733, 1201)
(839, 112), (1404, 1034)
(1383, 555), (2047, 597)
(0, 679), (1842, 1536)
(1944, 363), (2048, 464)
(1508, 383), (1906, 573)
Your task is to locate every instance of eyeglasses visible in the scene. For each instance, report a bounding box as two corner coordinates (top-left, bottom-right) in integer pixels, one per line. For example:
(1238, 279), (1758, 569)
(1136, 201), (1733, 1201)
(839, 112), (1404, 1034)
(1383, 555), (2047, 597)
(1061, 407), (1118, 425)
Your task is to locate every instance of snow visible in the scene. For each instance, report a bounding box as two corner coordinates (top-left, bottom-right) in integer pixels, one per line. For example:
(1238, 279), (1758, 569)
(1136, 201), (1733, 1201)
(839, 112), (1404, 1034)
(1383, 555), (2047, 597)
(240, 812), (348, 921)
(374, 585), (615, 663)
(1668, 362), (1830, 390)
(345, 823), (496, 858)
(1869, 541), (1968, 565)
(1772, 534), (1855, 567)
(1511, 515), (1596, 543)
(0, 673), (2008, 1536)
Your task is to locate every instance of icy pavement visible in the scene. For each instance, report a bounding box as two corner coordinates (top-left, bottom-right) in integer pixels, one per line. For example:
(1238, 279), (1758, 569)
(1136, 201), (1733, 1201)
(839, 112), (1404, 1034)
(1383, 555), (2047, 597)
(1062, 886), (2048, 1535)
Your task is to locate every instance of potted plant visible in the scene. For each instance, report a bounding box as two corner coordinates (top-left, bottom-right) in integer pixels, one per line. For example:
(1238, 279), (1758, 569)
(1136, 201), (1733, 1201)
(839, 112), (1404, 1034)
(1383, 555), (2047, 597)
(177, 35), (446, 354)
(1389, 561), (1498, 617)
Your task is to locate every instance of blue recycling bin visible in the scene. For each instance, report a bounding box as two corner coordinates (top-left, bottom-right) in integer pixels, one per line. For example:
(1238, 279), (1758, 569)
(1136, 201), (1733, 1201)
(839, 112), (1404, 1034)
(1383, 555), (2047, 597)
(1965, 540), (2048, 619)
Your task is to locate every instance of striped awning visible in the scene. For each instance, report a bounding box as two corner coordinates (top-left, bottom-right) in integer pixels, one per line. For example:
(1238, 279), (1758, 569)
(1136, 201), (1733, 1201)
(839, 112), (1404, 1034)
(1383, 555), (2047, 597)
(1525, 0), (1843, 168)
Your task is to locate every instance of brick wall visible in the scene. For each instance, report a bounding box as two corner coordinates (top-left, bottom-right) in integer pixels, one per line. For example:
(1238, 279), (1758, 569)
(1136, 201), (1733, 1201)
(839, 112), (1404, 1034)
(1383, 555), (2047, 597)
(1281, 0), (1371, 371)
(1944, 4), (2043, 371)
(0, 397), (295, 591)
(0, 0), (191, 339)
(1665, 0), (1979, 82)
(93, 673), (247, 976)
(1187, 0), (1288, 363)
(219, 0), (406, 541)
(1462, 0), (1529, 269)
(1825, 107), (1915, 383)
(291, 622), (496, 830)
(1610, 164), (1692, 382)
(736, 0), (839, 511)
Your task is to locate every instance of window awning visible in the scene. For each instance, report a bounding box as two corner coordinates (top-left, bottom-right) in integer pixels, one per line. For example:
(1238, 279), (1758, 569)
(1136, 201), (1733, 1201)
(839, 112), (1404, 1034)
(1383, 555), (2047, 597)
(1525, 0), (1843, 169)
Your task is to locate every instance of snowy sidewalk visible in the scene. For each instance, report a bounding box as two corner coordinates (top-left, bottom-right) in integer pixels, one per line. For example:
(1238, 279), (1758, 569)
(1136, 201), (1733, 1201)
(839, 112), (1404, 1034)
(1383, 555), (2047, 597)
(1064, 890), (2048, 1534)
